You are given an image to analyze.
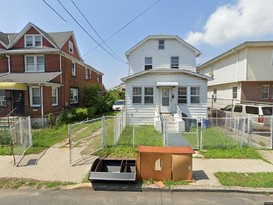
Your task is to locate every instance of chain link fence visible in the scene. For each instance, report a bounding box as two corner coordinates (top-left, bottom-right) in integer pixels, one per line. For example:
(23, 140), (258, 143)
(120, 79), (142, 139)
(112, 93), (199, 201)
(10, 117), (32, 166)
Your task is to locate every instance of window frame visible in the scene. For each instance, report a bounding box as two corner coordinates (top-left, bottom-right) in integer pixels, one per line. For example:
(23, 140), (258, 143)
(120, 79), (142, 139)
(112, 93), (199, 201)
(171, 56), (179, 69)
(25, 55), (45, 72)
(96, 74), (100, 83)
(144, 87), (154, 104)
(144, 57), (153, 70)
(51, 87), (59, 106)
(262, 85), (269, 99)
(85, 68), (88, 80)
(232, 87), (238, 99)
(29, 86), (41, 107)
(89, 69), (92, 79)
(69, 41), (74, 54)
(0, 90), (6, 107)
(178, 87), (187, 104)
(132, 87), (142, 104)
(24, 34), (43, 48)
(158, 40), (165, 49)
(70, 88), (79, 104)
(72, 62), (76, 76)
(190, 87), (200, 104)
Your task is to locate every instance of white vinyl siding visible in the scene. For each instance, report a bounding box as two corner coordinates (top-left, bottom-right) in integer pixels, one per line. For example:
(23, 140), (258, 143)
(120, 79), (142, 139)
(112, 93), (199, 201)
(128, 39), (197, 75)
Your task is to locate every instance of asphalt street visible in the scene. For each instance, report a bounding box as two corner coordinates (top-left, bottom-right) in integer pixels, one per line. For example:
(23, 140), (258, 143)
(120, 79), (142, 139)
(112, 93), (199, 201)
(0, 189), (272, 205)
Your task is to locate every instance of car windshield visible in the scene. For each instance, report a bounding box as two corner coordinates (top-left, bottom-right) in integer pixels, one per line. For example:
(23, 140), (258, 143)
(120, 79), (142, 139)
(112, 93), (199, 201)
(114, 101), (124, 105)
(262, 107), (273, 115)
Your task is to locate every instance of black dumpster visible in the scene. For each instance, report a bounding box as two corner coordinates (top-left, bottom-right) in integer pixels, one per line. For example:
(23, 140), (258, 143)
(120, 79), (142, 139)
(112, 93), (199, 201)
(89, 158), (136, 182)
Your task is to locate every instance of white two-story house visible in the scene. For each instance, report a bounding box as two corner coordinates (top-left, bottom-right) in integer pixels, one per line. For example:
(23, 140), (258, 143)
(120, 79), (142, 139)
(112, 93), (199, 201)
(121, 35), (211, 126)
(197, 41), (273, 109)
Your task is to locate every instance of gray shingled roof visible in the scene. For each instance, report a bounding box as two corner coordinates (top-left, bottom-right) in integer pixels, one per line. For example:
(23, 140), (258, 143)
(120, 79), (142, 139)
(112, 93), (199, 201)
(48, 31), (73, 48)
(0, 72), (61, 84)
(0, 32), (9, 46)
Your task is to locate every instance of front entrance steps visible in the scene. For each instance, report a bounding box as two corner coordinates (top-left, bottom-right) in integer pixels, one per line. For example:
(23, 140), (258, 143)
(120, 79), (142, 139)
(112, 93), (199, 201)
(161, 113), (179, 133)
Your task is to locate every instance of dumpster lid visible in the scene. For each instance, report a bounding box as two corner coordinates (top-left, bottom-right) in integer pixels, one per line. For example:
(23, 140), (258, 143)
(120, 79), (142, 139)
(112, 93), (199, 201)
(138, 146), (195, 154)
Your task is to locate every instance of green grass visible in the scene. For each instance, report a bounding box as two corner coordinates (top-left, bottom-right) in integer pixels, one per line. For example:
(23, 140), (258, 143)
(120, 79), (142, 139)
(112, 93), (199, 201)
(94, 125), (163, 158)
(199, 147), (263, 159)
(0, 178), (75, 189)
(215, 172), (273, 188)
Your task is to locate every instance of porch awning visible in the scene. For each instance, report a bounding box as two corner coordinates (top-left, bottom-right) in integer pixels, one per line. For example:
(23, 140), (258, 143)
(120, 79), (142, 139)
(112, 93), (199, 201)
(0, 82), (27, 90)
(156, 82), (178, 87)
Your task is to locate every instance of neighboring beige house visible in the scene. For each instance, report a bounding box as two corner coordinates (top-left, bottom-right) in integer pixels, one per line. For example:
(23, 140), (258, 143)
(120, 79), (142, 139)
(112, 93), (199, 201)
(197, 41), (273, 108)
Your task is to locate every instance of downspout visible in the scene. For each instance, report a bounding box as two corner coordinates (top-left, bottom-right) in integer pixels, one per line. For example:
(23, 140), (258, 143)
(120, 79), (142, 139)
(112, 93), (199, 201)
(6, 54), (11, 73)
(40, 84), (44, 128)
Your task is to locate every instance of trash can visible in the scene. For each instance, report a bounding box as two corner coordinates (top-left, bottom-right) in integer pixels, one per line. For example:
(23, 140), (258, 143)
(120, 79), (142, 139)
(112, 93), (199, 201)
(202, 119), (210, 128)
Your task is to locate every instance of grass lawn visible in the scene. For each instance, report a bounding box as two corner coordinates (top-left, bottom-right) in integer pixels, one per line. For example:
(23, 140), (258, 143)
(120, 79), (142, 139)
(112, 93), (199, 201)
(94, 125), (163, 158)
(215, 172), (273, 188)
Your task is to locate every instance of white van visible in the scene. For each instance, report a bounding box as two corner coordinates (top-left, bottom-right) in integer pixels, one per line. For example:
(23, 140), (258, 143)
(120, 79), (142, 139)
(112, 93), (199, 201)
(112, 100), (125, 111)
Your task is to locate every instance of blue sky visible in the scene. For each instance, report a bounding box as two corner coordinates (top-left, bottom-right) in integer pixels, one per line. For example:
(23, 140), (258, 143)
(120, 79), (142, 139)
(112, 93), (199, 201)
(1, 0), (273, 89)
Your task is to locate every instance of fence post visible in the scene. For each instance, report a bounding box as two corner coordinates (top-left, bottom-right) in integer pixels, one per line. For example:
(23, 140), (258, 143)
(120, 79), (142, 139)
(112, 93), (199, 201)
(200, 118), (203, 149)
(101, 116), (106, 148)
(68, 124), (72, 165)
(28, 116), (32, 146)
(271, 116), (273, 149)
(132, 114), (135, 147)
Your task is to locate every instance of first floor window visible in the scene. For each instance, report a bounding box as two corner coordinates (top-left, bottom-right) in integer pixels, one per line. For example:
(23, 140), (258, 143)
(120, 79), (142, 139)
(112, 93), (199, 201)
(30, 86), (41, 107)
(262, 85), (269, 99)
(191, 87), (200, 104)
(52, 87), (58, 106)
(232, 87), (238, 99)
(178, 87), (187, 104)
(133, 87), (142, 104)
(0, 90), (6, 107)
(144, 87), (153, 104)
(70, 88), (78, 104)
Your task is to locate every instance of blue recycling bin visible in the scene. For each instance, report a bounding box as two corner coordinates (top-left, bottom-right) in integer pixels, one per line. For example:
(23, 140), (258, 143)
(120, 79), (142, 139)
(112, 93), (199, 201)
(202, 119), (210, 128)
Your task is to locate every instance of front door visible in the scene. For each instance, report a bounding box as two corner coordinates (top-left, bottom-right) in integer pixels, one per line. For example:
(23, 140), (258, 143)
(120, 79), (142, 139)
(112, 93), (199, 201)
(160, 88), (171, 113)
(12, 90), (25, 116)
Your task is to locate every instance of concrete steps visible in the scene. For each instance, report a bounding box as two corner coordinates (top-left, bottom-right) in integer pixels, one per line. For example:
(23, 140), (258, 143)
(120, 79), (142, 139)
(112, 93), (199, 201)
(162, 114), (179, 133)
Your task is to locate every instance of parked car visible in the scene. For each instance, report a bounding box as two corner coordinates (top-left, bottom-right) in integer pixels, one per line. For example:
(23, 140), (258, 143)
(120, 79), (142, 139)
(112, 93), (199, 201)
(112, 100), (125, 111)
(212, 103), (273, 130)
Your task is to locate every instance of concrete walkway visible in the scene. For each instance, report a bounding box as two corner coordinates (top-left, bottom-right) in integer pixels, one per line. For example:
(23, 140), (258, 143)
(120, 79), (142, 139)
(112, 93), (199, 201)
(0, 146), (273, 191)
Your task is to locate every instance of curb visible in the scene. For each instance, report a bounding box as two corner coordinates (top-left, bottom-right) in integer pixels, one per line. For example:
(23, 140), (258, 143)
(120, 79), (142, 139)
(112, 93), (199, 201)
(66, 182), (273, 194)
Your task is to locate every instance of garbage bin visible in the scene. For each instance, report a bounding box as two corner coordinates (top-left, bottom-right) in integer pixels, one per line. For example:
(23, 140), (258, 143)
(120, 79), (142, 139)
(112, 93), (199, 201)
(202, 119), (210, 128)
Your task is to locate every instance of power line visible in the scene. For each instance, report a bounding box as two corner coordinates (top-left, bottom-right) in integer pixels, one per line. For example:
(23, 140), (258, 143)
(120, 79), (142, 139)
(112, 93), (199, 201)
(70, 0), (123, 62)
(82, 0), (161, 57)
(42, 0), (67, 23)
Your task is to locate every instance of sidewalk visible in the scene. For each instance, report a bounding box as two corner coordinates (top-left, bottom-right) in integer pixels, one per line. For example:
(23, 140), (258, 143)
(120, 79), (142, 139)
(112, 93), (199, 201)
(0, 147), (273, 192)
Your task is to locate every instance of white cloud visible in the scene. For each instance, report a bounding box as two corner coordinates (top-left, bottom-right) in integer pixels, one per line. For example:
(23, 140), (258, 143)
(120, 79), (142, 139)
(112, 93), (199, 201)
(186, 0), (273, 46)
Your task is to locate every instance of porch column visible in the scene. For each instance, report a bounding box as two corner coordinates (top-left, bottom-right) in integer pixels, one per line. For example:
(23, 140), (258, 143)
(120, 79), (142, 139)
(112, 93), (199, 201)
(40, 85), (44, 128)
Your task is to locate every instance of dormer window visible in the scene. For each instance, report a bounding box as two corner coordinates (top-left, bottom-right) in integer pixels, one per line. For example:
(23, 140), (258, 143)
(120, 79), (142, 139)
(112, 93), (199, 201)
(25, 35), (42, 47)
(69, 41), (74, 54)
(158, 40), (164, 49)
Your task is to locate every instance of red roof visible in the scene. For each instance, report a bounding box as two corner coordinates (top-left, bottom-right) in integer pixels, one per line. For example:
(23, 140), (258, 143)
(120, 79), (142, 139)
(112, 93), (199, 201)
(138, 146), (195, 154)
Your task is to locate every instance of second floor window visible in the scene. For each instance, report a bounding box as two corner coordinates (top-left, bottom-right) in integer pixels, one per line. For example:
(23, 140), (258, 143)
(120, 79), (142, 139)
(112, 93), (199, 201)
(96, 74), (100, 83)
(25, 35), (42, 47)
(158, 40), (164, 49)
(171, 56), (179, 69)
(25, 55), (44, 72)
(85, 68), (88, 80)
(144, 57), (152, 70)
(72, 62), (76, 76)
(89, 69), (92, 79)
(232, 87), (238, 99)
(262, 85), (269, 99)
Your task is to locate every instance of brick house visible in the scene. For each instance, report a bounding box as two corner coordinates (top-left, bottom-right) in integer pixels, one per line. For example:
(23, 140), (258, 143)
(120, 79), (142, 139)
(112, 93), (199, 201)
(0, 22), (103, 126)
(197, 41), (273, 108)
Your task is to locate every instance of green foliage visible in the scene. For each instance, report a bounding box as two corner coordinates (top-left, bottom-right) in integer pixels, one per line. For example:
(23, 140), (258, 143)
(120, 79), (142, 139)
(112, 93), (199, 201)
(215, 172), (273, 188)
